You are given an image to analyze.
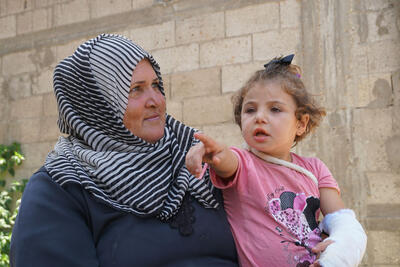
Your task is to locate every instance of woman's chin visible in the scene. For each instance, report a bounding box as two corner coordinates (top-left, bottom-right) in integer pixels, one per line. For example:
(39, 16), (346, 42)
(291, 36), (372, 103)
(141, 129), (165, 144)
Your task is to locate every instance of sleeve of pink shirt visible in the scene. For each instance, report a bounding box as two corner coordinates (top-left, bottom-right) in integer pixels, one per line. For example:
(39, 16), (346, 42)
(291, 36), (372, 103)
(310, 157), (341, 194)
(209, 147), (244, 189)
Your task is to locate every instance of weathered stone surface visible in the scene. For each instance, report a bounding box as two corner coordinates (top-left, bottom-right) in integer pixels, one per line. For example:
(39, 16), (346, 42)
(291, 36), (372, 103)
(166, 100), (182, 122)
(2, 51), (36, 76)
(129, 21), (175, 50)
(55, 38), (87, 64)
(253, 29), (300, 61)
(132, 0), (153, 10)
(151, 44), (199, 74)
(32, 67), (53, 95)
(221, 62), (261, 93)
(368, 40), (400, 73)
(40, 116), (60, 142)
(0, 0), (6, 17)
(347, 73), (392, 108)
(16, 8), (51, 35)
(42, 93), (58, 117)
(5, 74), (32, 100)
(200, 36), (251, 68)
(0, 15), (16, 39)
(176, 12), (224, 45)
(8, 118), (41, 144)
(183, 94), (233, 125)
(0, 97), (7, 121)
(54, 0), (90, 27)
(90, 0), (131, 19)
(280, 0), (301, 29)
(21, 141), (56, 168)
(393, 69), (400, 107)
(353, 107), (393, 171)
(349, 44), (369, 75)
(0, 121), (7, 144)
(31, 46), (56, 70)
(203, 123), (242, 147)
(366, 6), (399, 42)
(5, 0), (33, 15)
(226, 2), (279, 36)
(10, 95), (42, 119)
(171, 68), (220, 100)
(384, 135), (400, 174)
(367, 204), (400, 231)
(366, 172), (400, 204)
(364, 0), (398, 11)
(368, 231), (400, 265)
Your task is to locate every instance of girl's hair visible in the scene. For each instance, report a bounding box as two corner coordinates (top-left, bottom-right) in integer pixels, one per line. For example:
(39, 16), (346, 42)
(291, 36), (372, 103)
(232, 55), (326, 145)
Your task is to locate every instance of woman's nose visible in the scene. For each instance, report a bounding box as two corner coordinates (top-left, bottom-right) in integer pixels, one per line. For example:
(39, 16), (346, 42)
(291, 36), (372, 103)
(145, 88), (162, 108)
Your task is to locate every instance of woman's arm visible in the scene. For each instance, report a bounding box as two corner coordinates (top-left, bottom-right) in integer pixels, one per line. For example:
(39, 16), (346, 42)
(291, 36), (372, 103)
(10, 168), (99, 267)
(185, 133), (238, 179)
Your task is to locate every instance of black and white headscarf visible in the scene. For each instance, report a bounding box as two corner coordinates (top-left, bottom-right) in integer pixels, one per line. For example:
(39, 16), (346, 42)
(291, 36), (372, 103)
(45, 34), (218, 221)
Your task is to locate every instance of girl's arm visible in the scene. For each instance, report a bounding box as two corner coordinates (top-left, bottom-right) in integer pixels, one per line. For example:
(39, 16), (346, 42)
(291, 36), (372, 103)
(319, 187), (345, 215)
(185, 133), (238, 179)
(310, 188), (367, 267)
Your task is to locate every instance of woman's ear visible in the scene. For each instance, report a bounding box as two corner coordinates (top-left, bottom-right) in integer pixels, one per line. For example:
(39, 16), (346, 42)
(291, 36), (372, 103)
(296, 114), (310, 136)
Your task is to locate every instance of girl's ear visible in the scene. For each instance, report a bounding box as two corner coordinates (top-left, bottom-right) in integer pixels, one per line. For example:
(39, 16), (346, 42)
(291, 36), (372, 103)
(296, 114), (310, 136)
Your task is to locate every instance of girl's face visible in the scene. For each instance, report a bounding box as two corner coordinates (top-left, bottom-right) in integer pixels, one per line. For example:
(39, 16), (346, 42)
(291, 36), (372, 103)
(123, 59), (166, 144)
(240, 80), (308, 161)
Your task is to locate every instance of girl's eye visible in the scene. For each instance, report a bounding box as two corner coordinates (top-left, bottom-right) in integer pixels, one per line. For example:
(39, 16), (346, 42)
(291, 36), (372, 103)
(271, 107), (281, 113)
(244, 107), (256, 113)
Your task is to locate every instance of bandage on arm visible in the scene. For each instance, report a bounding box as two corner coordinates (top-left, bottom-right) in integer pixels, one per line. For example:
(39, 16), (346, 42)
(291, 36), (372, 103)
(318, 209), (367, 267)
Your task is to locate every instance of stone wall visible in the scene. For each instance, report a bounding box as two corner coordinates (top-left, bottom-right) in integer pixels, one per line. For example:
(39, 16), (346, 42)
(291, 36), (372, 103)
(0, 0), (399, 265)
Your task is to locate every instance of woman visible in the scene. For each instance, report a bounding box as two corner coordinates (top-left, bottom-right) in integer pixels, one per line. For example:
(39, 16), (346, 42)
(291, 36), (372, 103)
(10, 34), (238, 266)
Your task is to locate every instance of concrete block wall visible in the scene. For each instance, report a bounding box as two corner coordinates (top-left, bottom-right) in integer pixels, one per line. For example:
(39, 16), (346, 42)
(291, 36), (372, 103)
(0, 0), (399, 265)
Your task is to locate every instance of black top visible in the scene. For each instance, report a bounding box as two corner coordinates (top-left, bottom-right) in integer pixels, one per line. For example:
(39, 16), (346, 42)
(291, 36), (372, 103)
(10, 167), (238, 267)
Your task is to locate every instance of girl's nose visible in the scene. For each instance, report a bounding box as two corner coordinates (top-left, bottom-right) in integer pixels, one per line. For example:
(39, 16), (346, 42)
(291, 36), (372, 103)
(255, 110), (268, 123)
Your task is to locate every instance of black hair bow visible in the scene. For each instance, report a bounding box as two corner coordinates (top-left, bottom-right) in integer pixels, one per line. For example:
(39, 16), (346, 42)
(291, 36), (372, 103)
(264, 54), (294, 68)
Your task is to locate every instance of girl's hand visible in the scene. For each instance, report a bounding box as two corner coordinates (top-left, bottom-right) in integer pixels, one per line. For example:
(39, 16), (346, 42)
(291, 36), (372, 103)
(186, 133), (238, 179)
(185, 133), (225, 178)
(309, 239), (334, 267)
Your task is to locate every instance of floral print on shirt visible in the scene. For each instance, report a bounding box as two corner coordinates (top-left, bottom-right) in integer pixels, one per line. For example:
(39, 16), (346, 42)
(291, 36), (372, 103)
(268, 191), (322, 266)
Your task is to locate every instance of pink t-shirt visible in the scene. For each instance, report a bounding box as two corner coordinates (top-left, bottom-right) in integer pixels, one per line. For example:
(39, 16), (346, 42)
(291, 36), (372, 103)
(210, 147), (340, 267)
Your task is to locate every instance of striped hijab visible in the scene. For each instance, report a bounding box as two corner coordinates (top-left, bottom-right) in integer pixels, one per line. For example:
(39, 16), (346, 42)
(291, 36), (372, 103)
(45, 34), (218, 220)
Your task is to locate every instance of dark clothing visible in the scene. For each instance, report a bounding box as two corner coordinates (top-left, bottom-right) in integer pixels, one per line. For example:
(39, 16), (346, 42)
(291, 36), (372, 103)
(10, 167), (238, 267)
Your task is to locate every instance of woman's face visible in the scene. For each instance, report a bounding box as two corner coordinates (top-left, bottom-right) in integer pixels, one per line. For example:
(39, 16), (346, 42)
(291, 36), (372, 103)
(123, 59), (166, 143)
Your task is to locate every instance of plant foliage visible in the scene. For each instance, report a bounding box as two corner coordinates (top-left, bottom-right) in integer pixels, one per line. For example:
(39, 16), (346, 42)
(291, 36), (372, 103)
(0, 143), (25, 187)
(0, 143), (26, 267)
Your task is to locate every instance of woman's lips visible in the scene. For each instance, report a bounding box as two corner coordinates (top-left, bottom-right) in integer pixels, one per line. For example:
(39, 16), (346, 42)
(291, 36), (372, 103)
(144, 114), (160, 121)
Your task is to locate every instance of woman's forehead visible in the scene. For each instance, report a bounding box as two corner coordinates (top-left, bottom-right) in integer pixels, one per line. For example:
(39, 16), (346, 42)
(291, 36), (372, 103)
(131, 59), (158, 83)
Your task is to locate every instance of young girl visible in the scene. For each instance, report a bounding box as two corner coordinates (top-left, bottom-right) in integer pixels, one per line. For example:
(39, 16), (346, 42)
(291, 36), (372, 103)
(186, 55), (367, 267)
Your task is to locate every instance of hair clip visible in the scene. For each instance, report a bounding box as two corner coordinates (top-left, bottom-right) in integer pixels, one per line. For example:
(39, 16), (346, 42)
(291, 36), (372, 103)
(264, 54), (295, 68)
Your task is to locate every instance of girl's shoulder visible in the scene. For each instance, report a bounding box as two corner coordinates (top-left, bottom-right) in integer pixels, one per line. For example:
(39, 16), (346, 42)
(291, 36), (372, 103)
(291, 153), (330, 174)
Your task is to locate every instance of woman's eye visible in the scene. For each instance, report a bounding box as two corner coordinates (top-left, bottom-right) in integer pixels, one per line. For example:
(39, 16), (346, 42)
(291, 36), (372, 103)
(152, 82), (161, 90)
(129, 86), (140, 96)
(271, 107), (281, 113)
